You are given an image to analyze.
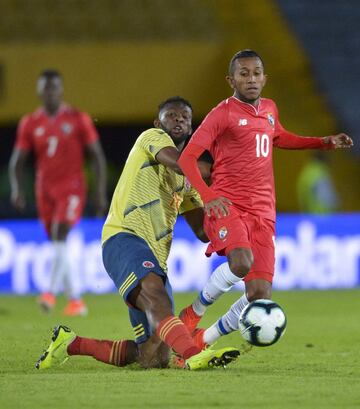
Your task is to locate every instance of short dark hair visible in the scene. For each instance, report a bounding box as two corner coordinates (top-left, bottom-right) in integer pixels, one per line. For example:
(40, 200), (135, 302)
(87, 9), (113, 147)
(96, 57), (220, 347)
(158, 96), (193, 114)
(38, 69), (62, 80)
(228, 49), (264, 75)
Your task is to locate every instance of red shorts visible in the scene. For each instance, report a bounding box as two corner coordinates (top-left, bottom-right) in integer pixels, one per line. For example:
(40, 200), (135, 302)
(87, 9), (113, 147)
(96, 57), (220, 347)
(204, 205), (275, 283)
(36, 187), (85, 235)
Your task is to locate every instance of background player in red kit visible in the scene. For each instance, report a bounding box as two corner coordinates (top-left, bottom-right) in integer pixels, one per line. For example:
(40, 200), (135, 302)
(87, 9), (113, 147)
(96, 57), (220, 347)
(9, 69), (107, 316)
(178, 50), (353, 346)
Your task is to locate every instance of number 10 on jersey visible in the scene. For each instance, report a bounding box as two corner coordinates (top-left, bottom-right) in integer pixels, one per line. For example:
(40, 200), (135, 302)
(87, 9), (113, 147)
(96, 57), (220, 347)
(255, 133), (269, 158)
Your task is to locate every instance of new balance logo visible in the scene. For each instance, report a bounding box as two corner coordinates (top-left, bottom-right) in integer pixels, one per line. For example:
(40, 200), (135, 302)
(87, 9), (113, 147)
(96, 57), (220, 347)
(238, 119), (247, 126)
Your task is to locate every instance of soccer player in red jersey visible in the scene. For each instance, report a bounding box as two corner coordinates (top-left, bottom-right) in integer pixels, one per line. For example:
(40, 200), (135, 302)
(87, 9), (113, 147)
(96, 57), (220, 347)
(177, 50), (353, 346)
(35, 97), (240, 371)
(9, 69), (107, 316)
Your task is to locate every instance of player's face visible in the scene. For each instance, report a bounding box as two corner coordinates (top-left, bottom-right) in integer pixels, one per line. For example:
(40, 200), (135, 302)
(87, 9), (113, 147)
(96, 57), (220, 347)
(154, 102), (192, 146)
(226, 57), (267, 105)
(37, 76), (63, 111)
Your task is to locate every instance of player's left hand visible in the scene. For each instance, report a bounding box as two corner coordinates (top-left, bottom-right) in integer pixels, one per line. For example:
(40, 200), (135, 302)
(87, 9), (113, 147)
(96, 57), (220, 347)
(324, 133), (353, 149)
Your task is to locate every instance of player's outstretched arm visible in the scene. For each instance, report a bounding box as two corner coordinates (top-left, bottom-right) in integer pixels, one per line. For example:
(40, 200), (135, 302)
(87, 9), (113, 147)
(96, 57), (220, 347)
(156, 146), (184, 174)
(274, 124), (354, 151)
(8, 148), (29, 212)
(156, 147), (212, 179)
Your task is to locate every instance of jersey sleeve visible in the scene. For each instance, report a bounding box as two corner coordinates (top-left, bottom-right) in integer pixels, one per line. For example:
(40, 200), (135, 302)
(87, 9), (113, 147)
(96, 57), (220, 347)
(178, 103), (228, 203)
(138, 128), (176, 160)
(79, 112), (99, 145)
(15, 116), (33, 151)
(188, 103), (228, 149)
(179, 185), (203, 214)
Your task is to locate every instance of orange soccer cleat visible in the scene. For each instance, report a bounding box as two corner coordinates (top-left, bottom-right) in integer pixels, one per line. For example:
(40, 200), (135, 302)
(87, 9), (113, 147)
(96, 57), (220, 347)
(37, 292), (56, 312)
(179, 305), (202, 333)
(192, 328), (209, 351)
(63, 299), (88, 316)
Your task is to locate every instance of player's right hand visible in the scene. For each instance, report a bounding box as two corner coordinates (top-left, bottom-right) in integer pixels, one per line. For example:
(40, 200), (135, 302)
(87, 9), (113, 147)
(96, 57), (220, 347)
(10, 191), (26, 212)
(204, 196), (232, 218)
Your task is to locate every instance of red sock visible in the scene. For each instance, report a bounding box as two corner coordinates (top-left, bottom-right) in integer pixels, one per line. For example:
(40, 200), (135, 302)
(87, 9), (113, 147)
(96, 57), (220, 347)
(156, 316), (200, 359)
(68, 337), (129, 367)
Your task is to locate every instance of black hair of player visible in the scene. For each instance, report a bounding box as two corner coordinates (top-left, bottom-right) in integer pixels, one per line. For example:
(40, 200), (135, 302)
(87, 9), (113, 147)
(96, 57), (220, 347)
(158, 96), (193, 114)
(228, 50), (264, 75)
(38, 69), (62, 81)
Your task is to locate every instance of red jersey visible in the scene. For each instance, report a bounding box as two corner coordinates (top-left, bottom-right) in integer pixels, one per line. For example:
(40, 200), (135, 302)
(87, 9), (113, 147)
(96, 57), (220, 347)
(179, 96), (330, 221)
(15, 104), (99, 194)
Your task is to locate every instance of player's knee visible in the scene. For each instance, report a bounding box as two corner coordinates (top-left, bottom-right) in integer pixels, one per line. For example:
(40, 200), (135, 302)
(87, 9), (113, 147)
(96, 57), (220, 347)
(246, 286), (271, 302)
(138, 350), (170, 369)
(227, 248), (253, 278)
(141, 278), (172, 317)
(228, 258), (252, 278)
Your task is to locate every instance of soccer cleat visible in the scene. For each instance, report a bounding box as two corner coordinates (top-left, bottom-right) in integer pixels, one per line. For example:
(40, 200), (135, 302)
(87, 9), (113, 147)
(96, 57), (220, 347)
(185, 347), (240, 370)
(192, 327), (209, 351)
(179, 305), (202, 333)
(63, 299), (88, 316)
(37, 292), (56, 312)
(35, 325), (76, 370)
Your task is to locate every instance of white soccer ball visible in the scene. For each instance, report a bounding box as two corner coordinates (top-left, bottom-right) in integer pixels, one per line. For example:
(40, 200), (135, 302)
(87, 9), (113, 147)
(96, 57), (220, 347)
(238, 299), (287, 347)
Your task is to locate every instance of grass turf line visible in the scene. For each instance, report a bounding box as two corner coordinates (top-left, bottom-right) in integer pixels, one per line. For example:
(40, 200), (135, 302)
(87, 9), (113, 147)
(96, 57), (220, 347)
(1, 290), (360, 409)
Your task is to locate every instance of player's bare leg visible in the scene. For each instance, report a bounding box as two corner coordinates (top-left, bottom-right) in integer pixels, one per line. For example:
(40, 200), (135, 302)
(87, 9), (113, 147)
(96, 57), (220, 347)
(245, 278), (272, 301)
(127, 273), (202, 361)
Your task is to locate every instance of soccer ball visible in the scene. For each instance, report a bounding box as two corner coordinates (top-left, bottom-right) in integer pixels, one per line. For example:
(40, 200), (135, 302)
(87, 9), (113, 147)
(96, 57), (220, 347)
(238, 299), (287, 347)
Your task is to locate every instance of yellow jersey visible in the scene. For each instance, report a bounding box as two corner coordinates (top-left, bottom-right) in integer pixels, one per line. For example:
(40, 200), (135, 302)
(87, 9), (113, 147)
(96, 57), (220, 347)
(102, 128), (203, 271)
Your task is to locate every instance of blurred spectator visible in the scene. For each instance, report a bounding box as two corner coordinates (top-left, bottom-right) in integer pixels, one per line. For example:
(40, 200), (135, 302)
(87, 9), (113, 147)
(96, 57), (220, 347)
(297, 151), (339, 213)
(8, 69), (107, 315)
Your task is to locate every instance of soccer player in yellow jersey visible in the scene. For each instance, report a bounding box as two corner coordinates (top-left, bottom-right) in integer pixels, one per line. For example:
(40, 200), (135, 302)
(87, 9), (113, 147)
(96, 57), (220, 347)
(36, 97), (240, 370)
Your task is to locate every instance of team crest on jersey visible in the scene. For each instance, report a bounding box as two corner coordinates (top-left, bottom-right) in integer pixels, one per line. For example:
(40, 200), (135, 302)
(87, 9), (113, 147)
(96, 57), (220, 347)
(61, 122), (73, 135)
(184, 178), (191, 191)
(34, 126), (45, 137)
(219, 227), (228, 241)
(267, 113), (275, 126)
(142, 261), (155, 269)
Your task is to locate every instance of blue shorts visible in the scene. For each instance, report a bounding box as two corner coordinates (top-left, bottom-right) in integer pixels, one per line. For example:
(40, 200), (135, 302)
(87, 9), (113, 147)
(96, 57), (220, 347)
(102, 232), (174, 344)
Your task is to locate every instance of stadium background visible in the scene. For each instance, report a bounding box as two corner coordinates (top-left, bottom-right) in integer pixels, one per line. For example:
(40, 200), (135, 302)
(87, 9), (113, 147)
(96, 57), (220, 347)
(0, 0), (359, 293)
(1, 3), (360, 409)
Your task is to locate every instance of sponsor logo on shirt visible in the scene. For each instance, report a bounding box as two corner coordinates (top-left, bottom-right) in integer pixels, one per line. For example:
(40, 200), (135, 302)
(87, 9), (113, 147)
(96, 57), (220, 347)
(61, 122), (73, 135)
(267, 113), (275, 126)
(219, 227), (228, 240)
(238, 119), (248, 126)
(142, 261), (155, 269)
(34, 126), (45, 137)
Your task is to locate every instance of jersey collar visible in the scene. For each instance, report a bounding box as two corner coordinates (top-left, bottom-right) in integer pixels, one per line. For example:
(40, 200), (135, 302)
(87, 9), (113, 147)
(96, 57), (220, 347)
(229, 96), (262, 115)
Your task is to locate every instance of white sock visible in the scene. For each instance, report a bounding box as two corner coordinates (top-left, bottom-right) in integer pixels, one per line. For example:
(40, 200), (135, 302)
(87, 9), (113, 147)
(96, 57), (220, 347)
(203, 294), (249, 345)
(192, 262), (242, 316)
(49, 241), (68, 295)
(49, 241), (80, 300)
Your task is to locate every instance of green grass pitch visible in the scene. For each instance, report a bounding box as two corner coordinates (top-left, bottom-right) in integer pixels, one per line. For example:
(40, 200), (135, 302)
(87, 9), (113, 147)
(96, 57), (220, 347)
(1, 290), (360, 409)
